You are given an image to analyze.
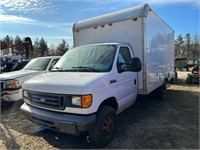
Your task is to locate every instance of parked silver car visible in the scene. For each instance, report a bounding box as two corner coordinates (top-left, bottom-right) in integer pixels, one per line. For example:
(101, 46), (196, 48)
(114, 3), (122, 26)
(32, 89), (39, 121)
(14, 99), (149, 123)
(0, 56), (61, 102)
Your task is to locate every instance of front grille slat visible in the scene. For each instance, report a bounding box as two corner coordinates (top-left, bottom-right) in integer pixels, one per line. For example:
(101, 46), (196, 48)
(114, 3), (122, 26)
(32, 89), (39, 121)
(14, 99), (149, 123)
(28, 92), (67, 110)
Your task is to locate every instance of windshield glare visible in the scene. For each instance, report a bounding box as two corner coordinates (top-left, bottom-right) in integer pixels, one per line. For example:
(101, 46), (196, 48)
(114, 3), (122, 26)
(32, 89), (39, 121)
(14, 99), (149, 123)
(23, 58), (51, 71)
(53, 45), (116, 72)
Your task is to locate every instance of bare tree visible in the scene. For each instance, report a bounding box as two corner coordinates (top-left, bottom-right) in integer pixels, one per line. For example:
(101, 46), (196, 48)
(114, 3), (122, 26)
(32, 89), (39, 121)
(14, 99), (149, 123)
(191, 33), (200, 60)
(48, 44), (57, 56)
(175, 34), (184, 58)
(185, 33), (191, 59)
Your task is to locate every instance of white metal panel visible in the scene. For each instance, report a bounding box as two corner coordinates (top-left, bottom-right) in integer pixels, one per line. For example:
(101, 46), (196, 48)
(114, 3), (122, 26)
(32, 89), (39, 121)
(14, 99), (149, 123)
(73, 4), (150, 31)
(144, 10), (174, 94)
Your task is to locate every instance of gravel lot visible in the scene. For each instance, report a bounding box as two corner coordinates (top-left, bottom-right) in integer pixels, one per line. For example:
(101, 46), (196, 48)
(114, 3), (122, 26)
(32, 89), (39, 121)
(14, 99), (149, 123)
(0, 71), (199, 149)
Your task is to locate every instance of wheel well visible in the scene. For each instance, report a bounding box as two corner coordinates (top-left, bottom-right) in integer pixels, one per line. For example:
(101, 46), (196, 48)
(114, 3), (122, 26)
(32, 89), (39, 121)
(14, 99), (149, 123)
(99, 97), (118, 111)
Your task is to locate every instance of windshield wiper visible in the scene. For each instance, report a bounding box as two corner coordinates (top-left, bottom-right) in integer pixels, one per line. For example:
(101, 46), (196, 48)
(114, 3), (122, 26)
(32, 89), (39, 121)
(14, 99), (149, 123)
(24, 68), (43, 71)
(72, 66), (100, 72)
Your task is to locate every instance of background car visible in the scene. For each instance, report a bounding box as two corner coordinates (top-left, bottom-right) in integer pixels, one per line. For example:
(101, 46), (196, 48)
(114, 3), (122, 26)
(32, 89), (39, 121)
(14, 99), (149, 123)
(183, 60), (196, 71)
(11, 60), (30, 71)
(0, 56), (61, 102)
(0, 57), (5, 73)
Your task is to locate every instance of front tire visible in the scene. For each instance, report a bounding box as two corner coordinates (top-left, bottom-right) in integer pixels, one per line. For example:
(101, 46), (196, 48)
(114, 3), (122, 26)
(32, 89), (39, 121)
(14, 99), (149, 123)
(89, 106), (117, 147)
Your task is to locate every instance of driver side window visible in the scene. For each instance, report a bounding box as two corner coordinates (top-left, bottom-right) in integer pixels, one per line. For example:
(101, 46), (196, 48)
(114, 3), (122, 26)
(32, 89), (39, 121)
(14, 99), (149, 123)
(117, 47), (132, 72)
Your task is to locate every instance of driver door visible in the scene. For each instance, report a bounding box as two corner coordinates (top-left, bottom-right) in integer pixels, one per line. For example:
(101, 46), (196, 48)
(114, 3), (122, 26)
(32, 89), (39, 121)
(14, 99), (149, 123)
(116, 46), (138, 112)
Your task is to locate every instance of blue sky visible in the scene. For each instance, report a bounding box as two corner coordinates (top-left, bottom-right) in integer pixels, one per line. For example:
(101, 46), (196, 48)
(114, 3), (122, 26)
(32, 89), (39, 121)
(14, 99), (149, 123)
(0, 0), (199, 46)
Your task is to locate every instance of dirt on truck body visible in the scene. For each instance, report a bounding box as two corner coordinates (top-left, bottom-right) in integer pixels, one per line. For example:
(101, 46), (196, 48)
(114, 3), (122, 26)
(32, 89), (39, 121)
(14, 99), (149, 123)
(0, 71), (199, 149)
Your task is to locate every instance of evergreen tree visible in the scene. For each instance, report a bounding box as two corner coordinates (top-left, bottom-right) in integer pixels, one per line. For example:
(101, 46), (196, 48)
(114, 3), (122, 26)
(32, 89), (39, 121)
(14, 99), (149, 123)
(33, 37), (40, 56)
(3, 35), (13, 55)
(56, 39), (69, 56)
(14, 35), (23, 55)
(39, 37), (48, 56)
(33, 37), (48, 57)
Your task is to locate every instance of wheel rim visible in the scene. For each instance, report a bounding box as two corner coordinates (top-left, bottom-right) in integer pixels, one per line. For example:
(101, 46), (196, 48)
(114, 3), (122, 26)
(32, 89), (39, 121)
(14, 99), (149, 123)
(102, 115), (115, 138)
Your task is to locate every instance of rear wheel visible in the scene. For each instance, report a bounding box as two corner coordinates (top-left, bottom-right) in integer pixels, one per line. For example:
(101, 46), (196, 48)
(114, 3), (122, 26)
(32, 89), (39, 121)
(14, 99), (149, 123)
(157, 83), (166, 100)
(151, 83), (166, 100)
(186, 77), (191, 84)
(89, 106), (116, 147)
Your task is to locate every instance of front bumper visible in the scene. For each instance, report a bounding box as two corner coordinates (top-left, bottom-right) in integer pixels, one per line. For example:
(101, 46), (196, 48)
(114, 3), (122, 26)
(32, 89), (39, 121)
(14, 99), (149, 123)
(0, 89), (22, 102)
(20, 103), (96, 135)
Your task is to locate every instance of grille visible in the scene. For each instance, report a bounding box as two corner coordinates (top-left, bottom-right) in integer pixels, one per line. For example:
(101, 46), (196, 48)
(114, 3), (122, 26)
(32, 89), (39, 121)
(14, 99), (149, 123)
(28, 92), (67, 110)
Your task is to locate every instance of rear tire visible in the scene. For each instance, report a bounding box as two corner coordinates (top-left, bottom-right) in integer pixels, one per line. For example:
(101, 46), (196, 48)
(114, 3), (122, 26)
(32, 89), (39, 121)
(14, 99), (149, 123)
(186, 77), (191, 84)
(151, 83), (166, 100)
(89, 106), (117, 147)
(157, 83), (166, 100)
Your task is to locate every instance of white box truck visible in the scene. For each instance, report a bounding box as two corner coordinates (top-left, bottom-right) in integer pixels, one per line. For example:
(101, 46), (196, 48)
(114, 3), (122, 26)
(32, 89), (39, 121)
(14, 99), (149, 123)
(20, 4), (174, 147)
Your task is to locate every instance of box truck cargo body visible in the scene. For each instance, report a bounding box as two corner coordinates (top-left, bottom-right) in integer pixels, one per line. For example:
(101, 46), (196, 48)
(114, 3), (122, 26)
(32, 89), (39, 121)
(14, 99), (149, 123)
(73, 4), (174, 94)
(20, 4), (175, 147)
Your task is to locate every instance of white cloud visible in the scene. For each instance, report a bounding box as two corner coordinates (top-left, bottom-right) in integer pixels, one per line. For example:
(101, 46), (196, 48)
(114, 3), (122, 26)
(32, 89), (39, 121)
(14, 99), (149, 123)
(0, 13), (72, 33)
(0, 0), (53, 13)
(0, 14), (36, 23)
(0, 8), (4, 14)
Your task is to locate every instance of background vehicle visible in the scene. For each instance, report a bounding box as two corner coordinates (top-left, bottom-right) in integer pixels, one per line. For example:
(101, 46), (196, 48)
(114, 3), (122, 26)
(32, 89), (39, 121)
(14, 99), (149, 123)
(186, 60), (200, 84)
(0, 58), (5, 73)
(183, 60), (196, 71)
(0, 56), (60, 102)
(11, 60), (30, 71)
(21, 4), (174, 147)
(174, 57), (187, 70)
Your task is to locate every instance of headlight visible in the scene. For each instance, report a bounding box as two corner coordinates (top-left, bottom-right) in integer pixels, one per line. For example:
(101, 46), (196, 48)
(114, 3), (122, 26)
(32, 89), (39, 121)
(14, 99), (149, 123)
(22, 89), (30, 103)
(23, 90), (28, 98)
(71, 95), (92, 108)
(72, 96), (81, 106)
(4, 80), (20, 89)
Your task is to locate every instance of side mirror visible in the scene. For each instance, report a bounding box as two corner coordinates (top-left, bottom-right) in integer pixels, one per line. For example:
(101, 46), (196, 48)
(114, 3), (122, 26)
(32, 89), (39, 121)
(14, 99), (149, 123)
(117, 62), (127, 73)
(131, 57), (142, 72)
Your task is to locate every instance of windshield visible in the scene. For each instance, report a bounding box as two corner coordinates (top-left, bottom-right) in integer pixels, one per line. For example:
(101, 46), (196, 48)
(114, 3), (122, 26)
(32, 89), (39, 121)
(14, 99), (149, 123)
(52, 45), (116, 72)
(23, 58), (51, 71)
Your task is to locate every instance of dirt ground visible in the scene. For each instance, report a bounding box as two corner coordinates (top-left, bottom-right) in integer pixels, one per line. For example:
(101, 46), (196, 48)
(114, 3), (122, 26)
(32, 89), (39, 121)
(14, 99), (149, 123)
(0, 71), (199, 149)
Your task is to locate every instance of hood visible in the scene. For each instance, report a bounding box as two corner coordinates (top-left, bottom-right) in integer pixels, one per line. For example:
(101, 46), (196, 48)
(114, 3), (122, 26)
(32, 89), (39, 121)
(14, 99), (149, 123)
(23, 72), (105, 94)
(0, 70), (43, 81)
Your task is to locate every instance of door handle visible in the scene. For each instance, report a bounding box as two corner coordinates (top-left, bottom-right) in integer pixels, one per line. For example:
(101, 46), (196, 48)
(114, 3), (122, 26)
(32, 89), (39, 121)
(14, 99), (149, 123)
(134, 79), (136, 85)
(110, 79), (117, 84)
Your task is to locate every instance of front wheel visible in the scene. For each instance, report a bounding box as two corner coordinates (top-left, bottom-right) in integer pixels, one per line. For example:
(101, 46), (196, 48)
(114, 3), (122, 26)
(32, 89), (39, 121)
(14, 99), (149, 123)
(89, 106), (117, 147)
